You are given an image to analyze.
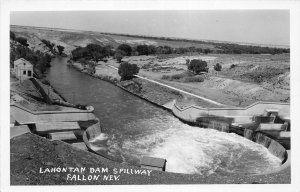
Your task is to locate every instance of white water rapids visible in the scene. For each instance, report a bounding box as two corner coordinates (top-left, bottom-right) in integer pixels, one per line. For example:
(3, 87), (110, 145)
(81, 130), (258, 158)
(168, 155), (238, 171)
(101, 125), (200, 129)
(90, 116), (281, 176)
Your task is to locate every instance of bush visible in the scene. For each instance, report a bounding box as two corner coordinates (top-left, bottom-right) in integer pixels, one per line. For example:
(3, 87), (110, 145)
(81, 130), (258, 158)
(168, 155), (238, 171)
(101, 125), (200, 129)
(230, 64), (237, 69)
(204, 48), (212, 54)
(214, 63), (222, 71)
(57, 45), (65, 55)
(183, 75), (205, 82)
(114, 49), (126, 63)
(117, 44), (132, 56)
(188, 59), (208, 74)
(242, 68), (285, 83)
(15, 37), (29, 46)
(170, 73), (185, 80)
(136, 45), (149, 55)
(161, 75), (170, 80)
(156, 46), (173, 54)
(118, 62), (140, 80)
(41, 39), (55, 51)
(163, 71), (194, 81)
(148, 45), (157, 55)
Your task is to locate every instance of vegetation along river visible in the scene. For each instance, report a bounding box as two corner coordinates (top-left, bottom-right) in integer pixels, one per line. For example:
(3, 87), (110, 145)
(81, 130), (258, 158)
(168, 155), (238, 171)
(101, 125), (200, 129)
(46, 57), (281, 176)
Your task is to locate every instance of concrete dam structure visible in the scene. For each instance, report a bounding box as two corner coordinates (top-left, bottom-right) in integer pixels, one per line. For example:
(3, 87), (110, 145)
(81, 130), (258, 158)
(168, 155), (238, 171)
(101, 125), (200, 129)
(168, 100), (290, 169)
(171, 100), (290, 124)
(10, 103), (95, 124)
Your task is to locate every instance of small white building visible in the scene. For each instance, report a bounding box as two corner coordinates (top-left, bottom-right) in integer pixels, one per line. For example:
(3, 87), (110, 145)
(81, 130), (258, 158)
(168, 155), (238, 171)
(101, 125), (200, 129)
(14, 58), (33, 80)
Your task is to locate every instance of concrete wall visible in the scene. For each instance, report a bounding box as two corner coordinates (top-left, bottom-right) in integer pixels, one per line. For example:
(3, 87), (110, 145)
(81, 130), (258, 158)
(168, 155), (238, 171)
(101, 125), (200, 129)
(11, 103), (95, 124)
(82, 118), (117, 161)
(30, 78), (53, 104)
(172, 101), (290, 124)
(171, 100), (289, 171)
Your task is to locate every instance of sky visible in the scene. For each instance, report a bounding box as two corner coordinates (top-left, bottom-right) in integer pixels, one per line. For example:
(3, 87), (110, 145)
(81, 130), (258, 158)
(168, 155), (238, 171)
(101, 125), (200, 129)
(10, 10), (290, 46)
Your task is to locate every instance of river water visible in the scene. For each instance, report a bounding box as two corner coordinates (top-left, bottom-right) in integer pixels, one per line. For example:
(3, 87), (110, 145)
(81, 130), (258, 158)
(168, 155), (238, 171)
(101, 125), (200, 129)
(46, 57), (281, 176)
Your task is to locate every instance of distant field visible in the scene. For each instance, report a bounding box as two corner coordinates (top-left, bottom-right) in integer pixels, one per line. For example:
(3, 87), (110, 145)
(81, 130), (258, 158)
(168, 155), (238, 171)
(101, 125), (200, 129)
(121, 53), (290, 106)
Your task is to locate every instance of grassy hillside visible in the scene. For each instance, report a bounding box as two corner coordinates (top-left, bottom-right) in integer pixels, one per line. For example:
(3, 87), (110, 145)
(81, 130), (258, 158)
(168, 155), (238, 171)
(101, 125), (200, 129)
(11, 25), (289, 56)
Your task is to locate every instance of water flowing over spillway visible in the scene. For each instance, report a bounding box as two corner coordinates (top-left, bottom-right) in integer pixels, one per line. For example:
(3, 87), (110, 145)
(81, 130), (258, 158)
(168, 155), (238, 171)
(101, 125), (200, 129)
(46, 57), (281, 176)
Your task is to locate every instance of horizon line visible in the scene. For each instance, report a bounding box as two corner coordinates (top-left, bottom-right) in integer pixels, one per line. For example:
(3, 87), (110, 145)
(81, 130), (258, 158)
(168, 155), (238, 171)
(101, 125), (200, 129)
(10, 24), (290, 49)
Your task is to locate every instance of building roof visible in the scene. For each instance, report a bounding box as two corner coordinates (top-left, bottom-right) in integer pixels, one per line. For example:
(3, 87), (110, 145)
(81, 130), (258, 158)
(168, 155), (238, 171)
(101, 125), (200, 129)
(141, 156), (166, 168)
(14, 58), (32, 67)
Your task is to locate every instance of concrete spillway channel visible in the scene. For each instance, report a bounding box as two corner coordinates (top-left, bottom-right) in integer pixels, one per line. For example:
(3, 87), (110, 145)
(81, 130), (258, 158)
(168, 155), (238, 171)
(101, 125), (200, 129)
(10, 103), (98, 151)
(34, 122), (87, 150)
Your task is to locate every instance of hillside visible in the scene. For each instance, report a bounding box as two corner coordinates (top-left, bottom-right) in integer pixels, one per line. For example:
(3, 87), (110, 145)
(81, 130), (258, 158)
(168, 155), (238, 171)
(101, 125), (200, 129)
(10, 25), (290, 106)
(11, 25), (219, 55)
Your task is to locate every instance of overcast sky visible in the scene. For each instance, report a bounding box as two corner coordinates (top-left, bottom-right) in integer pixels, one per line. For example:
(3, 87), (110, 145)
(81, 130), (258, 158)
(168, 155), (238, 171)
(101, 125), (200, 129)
(10, 10), (290, 46)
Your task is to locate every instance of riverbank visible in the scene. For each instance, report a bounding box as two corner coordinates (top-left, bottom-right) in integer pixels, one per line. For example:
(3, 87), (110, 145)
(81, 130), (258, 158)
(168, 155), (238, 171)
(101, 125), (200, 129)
(69, 60), (222, 109)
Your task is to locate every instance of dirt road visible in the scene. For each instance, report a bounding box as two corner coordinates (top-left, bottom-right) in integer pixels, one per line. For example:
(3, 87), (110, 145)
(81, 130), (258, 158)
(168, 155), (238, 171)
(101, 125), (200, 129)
(107, 65), (225, 107)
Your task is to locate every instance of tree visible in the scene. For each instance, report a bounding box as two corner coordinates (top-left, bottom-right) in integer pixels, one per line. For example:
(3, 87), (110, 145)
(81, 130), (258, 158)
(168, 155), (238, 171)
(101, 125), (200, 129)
(114, 49), (126, 63)
(15, 37), (29, 47)
(147, 45), (157, 55)
(57, 45), (65, 55)
(71, 44), (112, 62)
(203, 48), (212, 54)
(10, 31), (16, 40)
(214, 63), (222, 71)
(156, 46), (173, 54)
(118, 62), (140, 80)
(41, 39), (55, 51)
(92, 52), (102, 62)
(86, 43), (109, 61)
(136, 45), (149, 55)
(188, 59), (208, 74)
(117, 44), (132, 56)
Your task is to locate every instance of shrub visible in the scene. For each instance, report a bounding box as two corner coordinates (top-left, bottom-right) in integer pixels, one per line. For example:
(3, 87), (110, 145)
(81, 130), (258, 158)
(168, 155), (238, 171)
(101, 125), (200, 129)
(214, 63), (222, 71)
(156, 46), (173, 54)
(148, 45), (157, 55)
(57, 45), (65, 55)
(114, 49), (126, 63)
(136, 45), (149, 55)
(230, 64), (237, 69)
(161, 75), (170, 80)
(242, 68), (285, 83)
(188, 59), (208, 74)
(183, 75), (205, 82)
(204, 49), (212, 54)
(170, 73), (186, 80)
(41, 39), (55, 53)
(117, 44), (132, 56)
(118, 62), (140, 80)
(16, 37), (29, 46)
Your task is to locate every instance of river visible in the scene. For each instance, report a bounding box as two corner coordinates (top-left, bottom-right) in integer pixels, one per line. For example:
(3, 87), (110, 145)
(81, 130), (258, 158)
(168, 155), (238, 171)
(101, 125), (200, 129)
(46, 57), (281, 176)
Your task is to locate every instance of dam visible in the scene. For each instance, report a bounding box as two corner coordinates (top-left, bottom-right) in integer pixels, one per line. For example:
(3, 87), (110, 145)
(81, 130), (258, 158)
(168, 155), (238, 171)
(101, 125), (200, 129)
(44, 57), (286, 176)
